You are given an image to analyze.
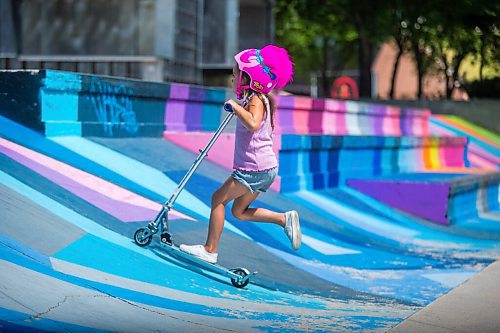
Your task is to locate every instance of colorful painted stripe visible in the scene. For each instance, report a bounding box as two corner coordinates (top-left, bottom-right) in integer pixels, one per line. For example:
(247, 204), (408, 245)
(0, 137), (189, 222)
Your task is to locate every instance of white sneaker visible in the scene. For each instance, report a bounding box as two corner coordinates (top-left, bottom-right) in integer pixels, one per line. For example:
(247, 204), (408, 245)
(284, 211), (301, 250)
(179, 244), (218, 264)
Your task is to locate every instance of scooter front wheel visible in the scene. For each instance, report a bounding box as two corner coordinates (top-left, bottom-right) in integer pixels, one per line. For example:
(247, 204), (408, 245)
(134, 228), (153, 247)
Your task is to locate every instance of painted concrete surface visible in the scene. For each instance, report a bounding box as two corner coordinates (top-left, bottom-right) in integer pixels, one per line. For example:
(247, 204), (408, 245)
(0, 183), (86, 256)
(1, 121), (499, 331)
(0, 171), (414, 332)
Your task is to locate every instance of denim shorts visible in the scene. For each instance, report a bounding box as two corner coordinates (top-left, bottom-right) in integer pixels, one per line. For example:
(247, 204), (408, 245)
(231, 167), (278, 194)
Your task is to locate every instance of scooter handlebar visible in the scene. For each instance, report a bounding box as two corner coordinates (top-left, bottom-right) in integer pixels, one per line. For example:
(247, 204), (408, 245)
(223, 103), (233, 112)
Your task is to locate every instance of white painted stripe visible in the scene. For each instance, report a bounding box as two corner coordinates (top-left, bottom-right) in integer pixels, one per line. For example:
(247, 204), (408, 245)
(421, 272), (475, 288)
(301, 234), (360, 255)
(293, 190), (420, 238)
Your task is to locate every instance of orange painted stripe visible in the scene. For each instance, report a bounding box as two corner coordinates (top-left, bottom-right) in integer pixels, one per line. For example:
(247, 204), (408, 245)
(434, 115), (500, 147)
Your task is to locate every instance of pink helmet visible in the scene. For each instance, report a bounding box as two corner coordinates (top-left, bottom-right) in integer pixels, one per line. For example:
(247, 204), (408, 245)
(234, 44), (293, 99)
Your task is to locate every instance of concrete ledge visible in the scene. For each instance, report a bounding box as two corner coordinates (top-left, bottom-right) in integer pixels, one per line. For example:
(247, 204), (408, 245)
(389, 260), (500, 333)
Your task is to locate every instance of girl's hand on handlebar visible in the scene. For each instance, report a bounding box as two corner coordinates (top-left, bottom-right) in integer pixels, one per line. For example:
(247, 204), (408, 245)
(223, 99), (239, 113)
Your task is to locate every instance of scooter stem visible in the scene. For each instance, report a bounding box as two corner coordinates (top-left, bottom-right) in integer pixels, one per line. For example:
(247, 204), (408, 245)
(164, 111), (235, 210)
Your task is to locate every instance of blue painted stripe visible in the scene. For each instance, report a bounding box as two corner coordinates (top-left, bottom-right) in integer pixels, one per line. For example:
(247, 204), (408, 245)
(0, 234), (52, 268)
(0, 307), (110, 333)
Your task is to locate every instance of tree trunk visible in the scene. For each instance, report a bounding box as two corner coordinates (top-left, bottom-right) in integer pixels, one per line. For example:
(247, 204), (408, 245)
(358, 35), (374, 98)
(479, 34), (485, 82)
(390, 39), (403, 99)
(321, 35), (329, 97)
(412, 42), (424, 99)
(449, 55), (465, 99)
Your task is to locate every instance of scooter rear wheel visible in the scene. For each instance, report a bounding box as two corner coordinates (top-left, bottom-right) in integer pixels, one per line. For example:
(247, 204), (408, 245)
(134, 227), (153, 247)
(230, 268), (250, 288)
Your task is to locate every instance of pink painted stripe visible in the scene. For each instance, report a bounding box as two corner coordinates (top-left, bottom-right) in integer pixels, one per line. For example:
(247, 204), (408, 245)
(0, 138), (192, 222)
(468, 153), (498, 170)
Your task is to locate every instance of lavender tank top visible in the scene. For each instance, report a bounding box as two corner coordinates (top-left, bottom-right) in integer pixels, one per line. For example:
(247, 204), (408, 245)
(233, 95), (278, 171)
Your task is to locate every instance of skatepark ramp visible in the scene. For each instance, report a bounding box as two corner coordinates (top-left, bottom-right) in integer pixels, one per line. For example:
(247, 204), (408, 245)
(1, 70), (499, 332)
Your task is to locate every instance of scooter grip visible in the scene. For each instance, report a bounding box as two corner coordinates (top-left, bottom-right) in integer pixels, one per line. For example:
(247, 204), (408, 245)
(223, 103), (233, 112)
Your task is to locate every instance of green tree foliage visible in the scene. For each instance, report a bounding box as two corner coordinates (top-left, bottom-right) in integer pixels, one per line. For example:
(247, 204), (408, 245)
(276, 0), (394, 97)
(275, 0), (499, 99)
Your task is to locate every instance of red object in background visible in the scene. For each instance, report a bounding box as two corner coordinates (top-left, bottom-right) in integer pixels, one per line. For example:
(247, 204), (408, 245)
(331, 76), (359, 99)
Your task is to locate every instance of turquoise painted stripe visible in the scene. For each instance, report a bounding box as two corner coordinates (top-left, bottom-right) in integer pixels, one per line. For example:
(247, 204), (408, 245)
(50, 136), (249, 239)
(52, 233), (235, 298)
(0, 234), (51, 268)
(43, 71), (82, 91)
(45, 121), (82, 136)
(287, 189), (499, 251)
(40, 91), (79, 122)
(0, 249), (257, 325)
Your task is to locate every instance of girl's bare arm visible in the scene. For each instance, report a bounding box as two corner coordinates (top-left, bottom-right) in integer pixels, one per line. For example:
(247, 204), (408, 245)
(226, 95), (264, 132)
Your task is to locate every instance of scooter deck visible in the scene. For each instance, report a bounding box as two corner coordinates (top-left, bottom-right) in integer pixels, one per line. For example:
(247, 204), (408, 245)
(159, 242), (248, 281)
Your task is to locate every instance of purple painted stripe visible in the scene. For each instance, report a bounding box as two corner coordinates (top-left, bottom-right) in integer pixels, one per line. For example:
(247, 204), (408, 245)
(165, 101), (187, 131)
(185, 102), (203, 131)
(169, 83), (190, 100)
(348, 179), (450, 225)
(0, 146), (158, 222)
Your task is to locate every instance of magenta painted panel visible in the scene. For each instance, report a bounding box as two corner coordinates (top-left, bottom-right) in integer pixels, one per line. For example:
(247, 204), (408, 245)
(293, 109), (309, 134)
(388, 106), (402, 136)
(444, 146), (466, 167)
(309, 99), (324, 134)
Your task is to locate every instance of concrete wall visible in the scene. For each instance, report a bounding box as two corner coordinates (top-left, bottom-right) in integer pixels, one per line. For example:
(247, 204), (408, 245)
(0, 69), (470, 193)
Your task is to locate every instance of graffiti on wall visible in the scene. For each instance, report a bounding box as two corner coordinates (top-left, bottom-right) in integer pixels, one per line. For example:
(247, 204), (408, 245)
(88, 78), (139, 136)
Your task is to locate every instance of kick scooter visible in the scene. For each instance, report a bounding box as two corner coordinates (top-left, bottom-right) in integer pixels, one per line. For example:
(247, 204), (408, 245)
(133, 101), (256, 288)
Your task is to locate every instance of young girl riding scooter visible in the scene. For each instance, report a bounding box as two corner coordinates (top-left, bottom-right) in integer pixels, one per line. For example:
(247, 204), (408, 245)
(180, 45), (301, 264)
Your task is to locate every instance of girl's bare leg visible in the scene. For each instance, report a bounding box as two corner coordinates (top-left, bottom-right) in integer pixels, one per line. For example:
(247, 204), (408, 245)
(231, 191), (286, 227)
(204, 177), (250, 253)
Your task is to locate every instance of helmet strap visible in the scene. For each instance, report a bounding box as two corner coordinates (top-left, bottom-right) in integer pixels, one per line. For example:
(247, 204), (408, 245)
(236, 70), (250, 100)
